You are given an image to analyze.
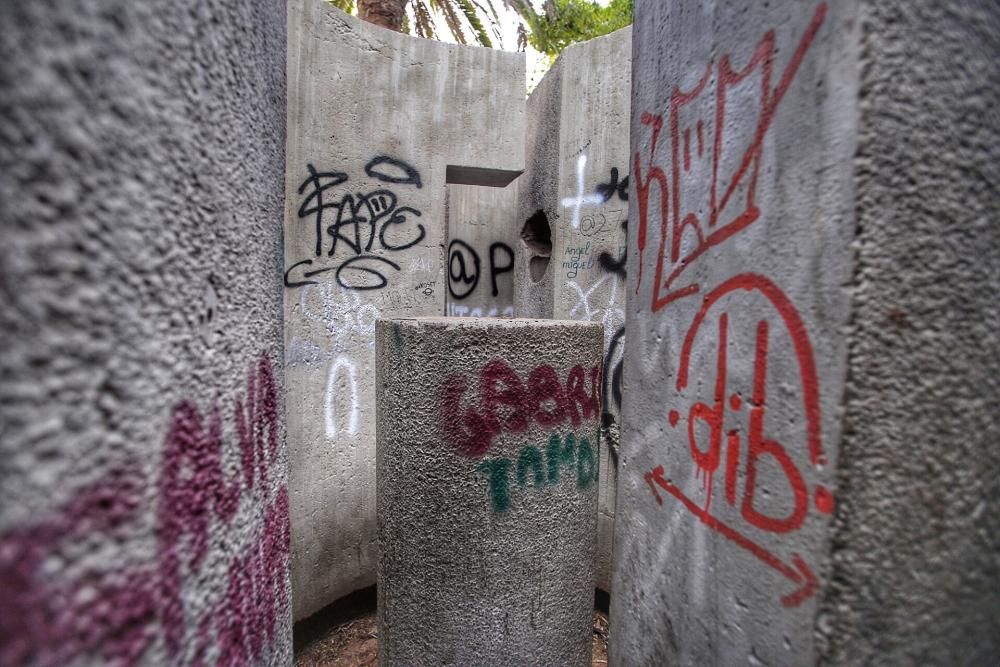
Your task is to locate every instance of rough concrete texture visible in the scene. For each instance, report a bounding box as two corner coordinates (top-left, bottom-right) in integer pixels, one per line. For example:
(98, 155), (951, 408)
(0, 1), (291, 665)
(375, 317), (603, 667)
(285, 0), (525, 620)
(513, 66), (561, 321)
(549, 27), (632, 593)
(446, 184), (518, 318)
(510, 27), (632, 593)
(612, 2), (857, 665)
(817, 1), (1000, 663)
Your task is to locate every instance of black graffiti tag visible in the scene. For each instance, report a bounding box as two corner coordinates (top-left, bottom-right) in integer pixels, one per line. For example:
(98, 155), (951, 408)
(448, 240), (480, 299)
(286, 156), (424, 290)
(447, 240), (515, 300)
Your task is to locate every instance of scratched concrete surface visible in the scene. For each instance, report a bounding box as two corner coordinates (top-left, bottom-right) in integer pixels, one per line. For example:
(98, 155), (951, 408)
(376, 317), (603, 667)
(0, 0), (291, 664)
(611, 1), (858, 665)
(284, 0), (525, 621)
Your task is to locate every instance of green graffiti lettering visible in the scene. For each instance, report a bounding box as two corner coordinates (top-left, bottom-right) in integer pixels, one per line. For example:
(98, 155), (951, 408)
(517, 446), (545, 488)
(477, 458), (512, 512)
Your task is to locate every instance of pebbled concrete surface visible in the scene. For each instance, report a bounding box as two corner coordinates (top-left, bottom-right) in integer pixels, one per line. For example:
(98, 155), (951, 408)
(0, 0), (290, 664)
(817, 1), (1000, 663)
(376, 317), (603, 667)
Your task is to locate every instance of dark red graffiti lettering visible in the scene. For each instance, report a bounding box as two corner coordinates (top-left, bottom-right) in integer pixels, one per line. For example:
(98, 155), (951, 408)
(634, 3), (828, 310)
(440, 359), (602, 457)
(0, 353), (289, 665)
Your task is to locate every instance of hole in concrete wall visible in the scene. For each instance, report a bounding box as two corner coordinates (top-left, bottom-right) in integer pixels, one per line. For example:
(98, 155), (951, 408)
(521, 209), (551, 283)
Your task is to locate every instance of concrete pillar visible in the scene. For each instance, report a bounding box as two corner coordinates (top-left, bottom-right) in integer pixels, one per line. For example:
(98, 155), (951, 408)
(513, 27), (632, 592)
(0, 1), (290, 665)
(613, 0), (999, 665)
(375, 318), (603, 666)
(285, 0), (526, 619)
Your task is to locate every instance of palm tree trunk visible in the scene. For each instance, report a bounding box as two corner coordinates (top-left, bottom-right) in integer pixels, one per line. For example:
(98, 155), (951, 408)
(358, 0), (407, 32)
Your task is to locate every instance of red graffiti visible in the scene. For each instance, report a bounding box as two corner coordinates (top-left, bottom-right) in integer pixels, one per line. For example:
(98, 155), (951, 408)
(0, 353), (289, 666)
(440, 359), (601, 457)
(645, 274), (832, 607)
(634, 3), (828, 310)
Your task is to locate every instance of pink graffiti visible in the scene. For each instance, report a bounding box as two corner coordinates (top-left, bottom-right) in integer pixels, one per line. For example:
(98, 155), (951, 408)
(0, 353), (289, 666)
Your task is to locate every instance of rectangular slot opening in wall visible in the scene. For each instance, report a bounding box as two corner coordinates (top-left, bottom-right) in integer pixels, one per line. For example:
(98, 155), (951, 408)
(446, 165), (523, 188)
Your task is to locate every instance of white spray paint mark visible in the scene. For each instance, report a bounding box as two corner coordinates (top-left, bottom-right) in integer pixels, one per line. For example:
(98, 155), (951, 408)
(567, 275), (626, 350)
(560, 154), (605, 229)
(325, 356), (359, 440)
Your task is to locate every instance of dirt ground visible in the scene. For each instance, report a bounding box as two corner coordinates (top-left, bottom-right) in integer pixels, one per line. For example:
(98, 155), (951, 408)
(294, 610), (610, 666)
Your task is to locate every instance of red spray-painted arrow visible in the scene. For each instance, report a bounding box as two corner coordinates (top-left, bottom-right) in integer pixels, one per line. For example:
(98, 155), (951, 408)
(644, 465), (817, 607)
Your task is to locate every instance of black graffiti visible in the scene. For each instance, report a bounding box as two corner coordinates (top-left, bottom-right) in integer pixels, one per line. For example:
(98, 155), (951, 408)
(489, 243), (515, 298)
(448, 240), (480, 299)
(365, 156), (422, 188)
(597, 217), (628, 279)
(596, 167), (629, 203)
(297, 165), (349, 257)
(447, 240), (515, 301)
(601, 325), (626, 467)
(287, 157), (424, 290)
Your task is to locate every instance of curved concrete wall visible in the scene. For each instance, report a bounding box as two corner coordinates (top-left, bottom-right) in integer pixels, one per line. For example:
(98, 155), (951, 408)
(0, 0), (291, 664)
(284, 0), (525, 620)
(818, 1), (1000, 662)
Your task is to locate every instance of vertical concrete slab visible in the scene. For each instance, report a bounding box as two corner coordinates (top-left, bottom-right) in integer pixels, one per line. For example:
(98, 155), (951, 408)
(0, 1), (290, 664)
(612, 2), (857, 665)
(514, 66), (562, 320)
(375, 318), (603, 667)
(817, 1), (1000, 663)
(550, 27), (632, 593)
(285, 0), (525, 620)
(446, 184), (518, 318)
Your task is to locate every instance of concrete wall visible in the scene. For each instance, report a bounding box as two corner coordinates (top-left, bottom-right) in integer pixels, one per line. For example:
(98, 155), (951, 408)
(0, 1), (291, 665)
(510, 27), (631, 591)
(817, 1), (1000, 663)
(284, 0), (525, 620)
(376, 317), (603, 667)
(446, 184), (518, 318)
(613, 0), (1000, 664)
(612, 1), (857, 664)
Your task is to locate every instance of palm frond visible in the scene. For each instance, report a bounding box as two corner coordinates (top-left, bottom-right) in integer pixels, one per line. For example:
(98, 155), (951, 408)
(456, 0), (493, 47)
(410, 0), (436, 39)
(430, 0), (468, 45)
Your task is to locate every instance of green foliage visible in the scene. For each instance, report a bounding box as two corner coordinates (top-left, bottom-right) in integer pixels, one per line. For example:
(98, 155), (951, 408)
(524, 0), (633, 60)
(334, 0), (632, 58)
(328, 0), (355, 12)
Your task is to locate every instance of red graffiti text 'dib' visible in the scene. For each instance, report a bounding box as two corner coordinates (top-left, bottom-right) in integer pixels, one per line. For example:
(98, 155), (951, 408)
(440, 360), (602, 457)
(632, 1), (835, 609)
(644, 275), (833, 608)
